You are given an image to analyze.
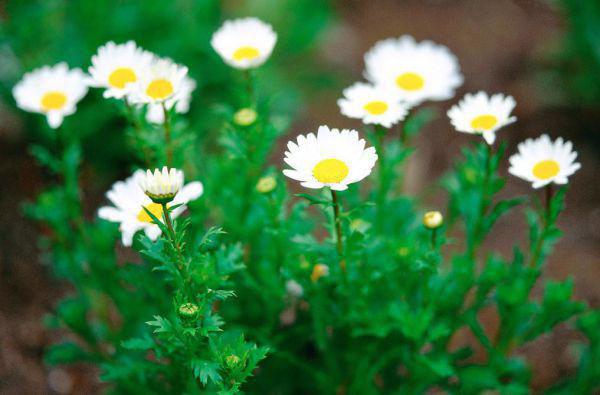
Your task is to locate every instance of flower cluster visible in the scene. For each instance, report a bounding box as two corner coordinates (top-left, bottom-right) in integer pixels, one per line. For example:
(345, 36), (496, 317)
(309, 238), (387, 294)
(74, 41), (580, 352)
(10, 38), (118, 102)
(284, 34), (580, 192)
(10, 12), (590, 394)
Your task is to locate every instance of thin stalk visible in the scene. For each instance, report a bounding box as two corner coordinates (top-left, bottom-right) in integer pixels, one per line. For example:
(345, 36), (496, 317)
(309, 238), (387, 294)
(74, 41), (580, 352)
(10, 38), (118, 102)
(398, 121), (407, 145)
(468, 142), (493, 259)
(375, 126), (387, 197)
(430, 228), (437, 250)
(544, 183), (554, 213)
(330, 189), (344, 259)
(161, 202), (181, 254)
(124, 101), (152, 166)
(527, 184), (554, 268)
(244, 69), (255, 108)
(162, 102), (173, 167)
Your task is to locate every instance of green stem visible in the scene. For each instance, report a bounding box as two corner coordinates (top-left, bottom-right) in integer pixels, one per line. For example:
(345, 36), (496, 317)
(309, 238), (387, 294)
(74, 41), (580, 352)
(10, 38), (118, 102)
(331, 189), (344, 259)
(162, 102), (173, 167)
(124, 100), (152, 166)
(527, 184), (554, 268)
(244, 69), (255, 108)
(430, 228), (437, 250)
(161, 202), (181, 254)
(468, 143), (493, 259)
(544, 183), (553, 213)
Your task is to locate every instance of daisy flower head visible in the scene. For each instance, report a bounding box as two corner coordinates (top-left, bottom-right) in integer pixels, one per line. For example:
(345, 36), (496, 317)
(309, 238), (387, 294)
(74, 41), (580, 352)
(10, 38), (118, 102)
(448, 92), (517, 145)
(88, 41), (153, 99)
(98, 170), (203, 246)
(12, 63), (88, 129)
(128, 57), (188, 105)
(139, 166), (184, 203)
(509, 134), (581, 189)
(364, 35), (463, 106)
(211, 17), (277, 69)
(337, 82), (409, 128)
(283, 125), (378, 191)
(146, 75), (196, 124)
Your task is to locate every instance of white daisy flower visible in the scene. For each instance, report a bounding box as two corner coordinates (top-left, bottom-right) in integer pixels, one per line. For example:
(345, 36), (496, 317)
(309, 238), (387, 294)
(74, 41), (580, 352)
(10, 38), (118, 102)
(364, 35), (463, 105)
(128, 57), (188, 104)
(88, 41), (153, 99)
(448, 91), (517, 145)
(282, 125), (378, 191)
(139, 167), (184, 203)
(337, 82), (409, 128)
(98, 170), (203, 246)
(12, 63), (88, 129)
(211, 17), (277, 69)
(508, 134), (581, 189)
(146, 76), (196, 124)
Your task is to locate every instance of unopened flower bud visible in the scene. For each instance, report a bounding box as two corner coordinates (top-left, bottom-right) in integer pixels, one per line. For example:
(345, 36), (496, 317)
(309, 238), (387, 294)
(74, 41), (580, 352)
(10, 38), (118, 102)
(285, 279), (304, 298)
(178, 302), (200, 320)
(256, 176), (277, 193)
(311, 264), (329, 283)
(233, 108), (257, 126)
(140, 167), (184, 204)
(225, 354), (241, 368)
(423, 211), (443, 229)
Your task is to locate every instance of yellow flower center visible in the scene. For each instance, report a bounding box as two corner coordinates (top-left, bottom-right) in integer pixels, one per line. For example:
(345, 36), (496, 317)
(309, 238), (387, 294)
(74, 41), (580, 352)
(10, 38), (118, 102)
(108, 67), (137, 89)
(532, 159), (560, 180)
(40, 91), (67, 111)
(232, 46), (260, 61)
(137, 202), (165, 223)
(312, 158), (349, 184)
(470, 114), (498, 131)
(363, 100), (389, 115)
(395, 72), (425, 91)
(146, 79), (174, 100)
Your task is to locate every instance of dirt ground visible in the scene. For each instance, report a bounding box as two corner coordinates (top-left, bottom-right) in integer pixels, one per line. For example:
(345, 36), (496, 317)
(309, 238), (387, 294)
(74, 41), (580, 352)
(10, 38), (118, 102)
(1, 0), (599, 393)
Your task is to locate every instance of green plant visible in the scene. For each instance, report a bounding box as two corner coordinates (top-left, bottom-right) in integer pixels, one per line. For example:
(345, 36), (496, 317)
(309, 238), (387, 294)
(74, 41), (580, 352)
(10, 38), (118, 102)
(3, 2), (599, 394)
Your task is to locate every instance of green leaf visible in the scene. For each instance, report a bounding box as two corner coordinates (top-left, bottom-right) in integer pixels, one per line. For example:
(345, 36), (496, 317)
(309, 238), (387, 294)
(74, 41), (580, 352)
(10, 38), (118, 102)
(121, 334), (155, 351)
(191, 359), (222, 386)
(294, 193), (333, 207)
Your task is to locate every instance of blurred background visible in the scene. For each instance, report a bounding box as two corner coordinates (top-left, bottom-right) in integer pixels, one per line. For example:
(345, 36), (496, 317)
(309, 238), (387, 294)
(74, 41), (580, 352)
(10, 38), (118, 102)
(0, 0), (598, 393)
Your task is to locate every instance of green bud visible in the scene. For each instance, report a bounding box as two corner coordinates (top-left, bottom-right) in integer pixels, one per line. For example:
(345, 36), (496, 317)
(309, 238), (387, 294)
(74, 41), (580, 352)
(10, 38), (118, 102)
(178, 303), (200, 320)
(423, 211), (443, 229)
(233, 108), (257, 126)
(225, 354), (241, 369)
(256, 176), (277, 193)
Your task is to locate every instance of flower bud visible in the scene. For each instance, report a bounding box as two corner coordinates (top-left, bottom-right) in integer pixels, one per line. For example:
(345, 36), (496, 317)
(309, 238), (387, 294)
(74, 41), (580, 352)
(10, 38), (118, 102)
(225, 354), (241, 369)
(311, 264), (329, 283)
(285, 279), (304, 298)
(256, 176), (277, 193)
(140, 167), (184, 204)
(177, 302), (200, 321)
(423, 211), (443, 229)
(233, 108), (257, 126)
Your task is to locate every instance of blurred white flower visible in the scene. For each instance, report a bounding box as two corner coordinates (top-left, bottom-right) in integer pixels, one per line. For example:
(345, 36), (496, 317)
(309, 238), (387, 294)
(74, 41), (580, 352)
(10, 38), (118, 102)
(211, 17), (277, 69)
(88, 41), (153, 99)
(337, 82), (409, 128)
(12, 63), (88, 128)
(364, 35), (462, 106)
(128, 57), (188, 104)
(448, 91), (516, 145)
(146, 76), (196, 124)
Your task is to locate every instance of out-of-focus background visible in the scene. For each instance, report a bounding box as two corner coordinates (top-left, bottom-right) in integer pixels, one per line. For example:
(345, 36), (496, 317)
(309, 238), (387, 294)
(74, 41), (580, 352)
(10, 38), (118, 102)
(0, 0), (598, 393)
